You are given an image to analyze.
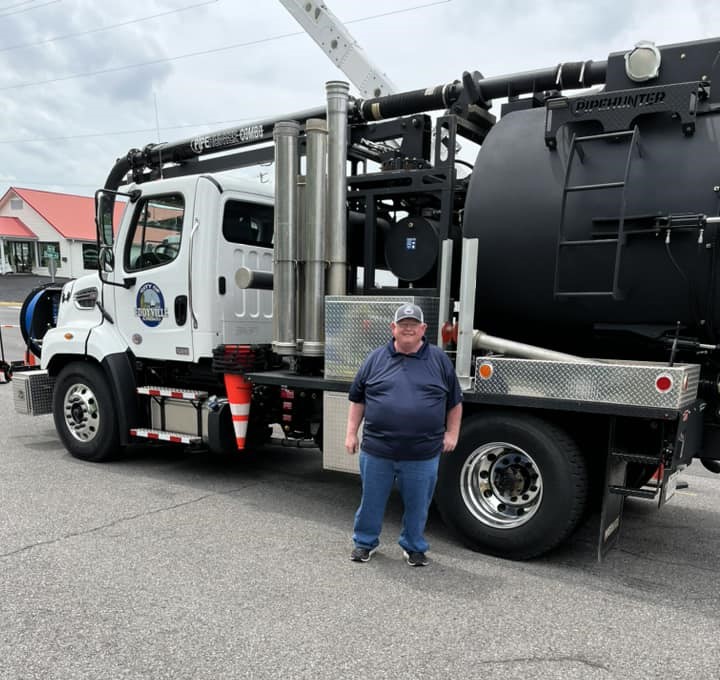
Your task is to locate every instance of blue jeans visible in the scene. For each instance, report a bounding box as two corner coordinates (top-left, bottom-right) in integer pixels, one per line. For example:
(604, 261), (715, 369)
(353, 450), (440, 554)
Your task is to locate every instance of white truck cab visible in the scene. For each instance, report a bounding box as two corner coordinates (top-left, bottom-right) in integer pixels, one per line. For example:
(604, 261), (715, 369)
(104, 175), (274, 363)
(42, 175), (274, 373)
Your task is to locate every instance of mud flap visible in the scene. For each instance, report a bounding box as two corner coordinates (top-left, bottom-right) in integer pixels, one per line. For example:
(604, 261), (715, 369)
(598, 448), (626, 562)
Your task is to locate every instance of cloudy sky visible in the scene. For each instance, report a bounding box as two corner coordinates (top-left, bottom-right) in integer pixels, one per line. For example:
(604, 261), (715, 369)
(1, 0), (719, 199)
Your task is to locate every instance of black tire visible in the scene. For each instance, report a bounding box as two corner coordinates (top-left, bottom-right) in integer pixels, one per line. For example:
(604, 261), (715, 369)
(53, 362), (121, 462)
(701, 458), (720, 474)
(435, 411), (588, 560)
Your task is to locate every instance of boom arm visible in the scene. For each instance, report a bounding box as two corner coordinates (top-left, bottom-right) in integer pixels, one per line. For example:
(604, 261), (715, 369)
(279, 0), (398, 97)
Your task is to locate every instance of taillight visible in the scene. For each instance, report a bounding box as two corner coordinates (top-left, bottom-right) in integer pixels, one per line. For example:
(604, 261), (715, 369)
(655, 374), (673, 393)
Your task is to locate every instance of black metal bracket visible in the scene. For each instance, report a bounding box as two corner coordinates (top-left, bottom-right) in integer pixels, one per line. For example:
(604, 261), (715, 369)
(544, 81), (702, 149)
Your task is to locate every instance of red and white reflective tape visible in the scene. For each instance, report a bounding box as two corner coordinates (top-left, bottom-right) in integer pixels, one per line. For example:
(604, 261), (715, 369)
(136, 385), (208, 400)
(130, 428), (200, 444)
(1, 324), (19, 329)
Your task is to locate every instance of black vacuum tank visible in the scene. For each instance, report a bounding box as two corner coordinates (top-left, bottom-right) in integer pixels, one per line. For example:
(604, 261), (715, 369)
(463, 40), (720, 354)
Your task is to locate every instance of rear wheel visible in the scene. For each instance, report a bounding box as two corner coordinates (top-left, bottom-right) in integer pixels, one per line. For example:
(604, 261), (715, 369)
(53, 362), (121, 462)
(436, 411), (588, 559)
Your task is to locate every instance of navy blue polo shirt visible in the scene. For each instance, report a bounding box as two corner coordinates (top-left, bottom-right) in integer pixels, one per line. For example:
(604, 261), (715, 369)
(348, 338), (463, 460)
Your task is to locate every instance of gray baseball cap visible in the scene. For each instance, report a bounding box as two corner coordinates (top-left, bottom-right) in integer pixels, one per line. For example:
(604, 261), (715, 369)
(394, 303), (424, 323)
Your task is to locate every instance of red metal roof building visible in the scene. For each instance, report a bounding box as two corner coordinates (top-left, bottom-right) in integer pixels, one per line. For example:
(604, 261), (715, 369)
(0, 216), (37, 239)
(0, 187), (125, 277)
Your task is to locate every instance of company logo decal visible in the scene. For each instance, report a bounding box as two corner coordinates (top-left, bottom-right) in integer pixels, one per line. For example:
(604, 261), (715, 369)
(190, 124), (264, 154)
(135, 282), (168, 327)
(572, 90), (666, 114)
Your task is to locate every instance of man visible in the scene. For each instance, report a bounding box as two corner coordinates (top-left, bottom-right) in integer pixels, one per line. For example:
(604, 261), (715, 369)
(345, 303), (463, 567)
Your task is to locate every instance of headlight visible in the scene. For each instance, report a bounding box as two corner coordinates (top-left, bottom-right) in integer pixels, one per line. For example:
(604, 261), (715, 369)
(73, 287), (99, 309)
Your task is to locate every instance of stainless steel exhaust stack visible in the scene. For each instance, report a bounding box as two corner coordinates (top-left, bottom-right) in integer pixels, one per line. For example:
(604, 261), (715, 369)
(301, 118), (328, 356)
(272, 121), (300, 355)
(325, 81), (349, 296)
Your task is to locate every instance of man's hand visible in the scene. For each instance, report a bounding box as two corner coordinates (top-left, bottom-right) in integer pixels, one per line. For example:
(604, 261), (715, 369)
(442, 431), (458, 453)
(345, 433), (359, 455)
(443, 403), (462, 453)
(345, 402), (365, 455)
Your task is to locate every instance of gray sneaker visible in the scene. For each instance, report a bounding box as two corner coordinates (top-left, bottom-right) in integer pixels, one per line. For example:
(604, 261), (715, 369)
(403, 550), (429, 567)
(350, 546), (378, 562)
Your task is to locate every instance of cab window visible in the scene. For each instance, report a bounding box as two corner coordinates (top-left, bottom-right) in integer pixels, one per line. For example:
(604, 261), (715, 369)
(222, 200), (273, 247)
(126, 194), (185, 271)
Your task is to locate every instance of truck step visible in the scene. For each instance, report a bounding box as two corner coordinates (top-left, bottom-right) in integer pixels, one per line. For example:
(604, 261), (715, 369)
(137, 386), (208, 401)
(610, 451), (663, 465)
(608, 485), (658, 500)
(130, 428), (202, 445)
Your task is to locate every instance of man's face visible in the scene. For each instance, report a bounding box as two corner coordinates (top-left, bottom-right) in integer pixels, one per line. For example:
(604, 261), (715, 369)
(391, 319), (426, 348)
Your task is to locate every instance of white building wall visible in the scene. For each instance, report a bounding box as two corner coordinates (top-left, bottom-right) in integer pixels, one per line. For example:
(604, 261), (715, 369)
(67, 240), (98, 278)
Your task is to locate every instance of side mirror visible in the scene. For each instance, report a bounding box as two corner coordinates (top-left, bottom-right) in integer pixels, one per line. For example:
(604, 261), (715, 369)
(99, 245), (114, 272)
(95, 190), (115, 247)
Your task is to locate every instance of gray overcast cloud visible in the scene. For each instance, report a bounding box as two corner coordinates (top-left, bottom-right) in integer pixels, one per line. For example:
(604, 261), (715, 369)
(0, 0), (718, 198)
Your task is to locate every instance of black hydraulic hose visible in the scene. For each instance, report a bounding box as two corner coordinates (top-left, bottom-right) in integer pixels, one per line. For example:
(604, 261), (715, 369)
(144, 105), (326, 165)
(103, 57), (609, 179)
(101, 106), (327, 192)
(356, 60), (608, 122)
(476, 60), (607, 99)
(358, 83), (462, 121)
(103, 154), (133, 192)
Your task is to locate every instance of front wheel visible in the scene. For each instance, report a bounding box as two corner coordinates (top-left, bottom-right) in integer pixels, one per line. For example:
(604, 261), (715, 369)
(53, 362), (121, 462)
(436, 412), (588, 560)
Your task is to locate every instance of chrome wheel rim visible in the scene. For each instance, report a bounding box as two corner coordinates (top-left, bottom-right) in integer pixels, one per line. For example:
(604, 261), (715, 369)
(460, 442), (542, 529)
(63, 382), (100, 443)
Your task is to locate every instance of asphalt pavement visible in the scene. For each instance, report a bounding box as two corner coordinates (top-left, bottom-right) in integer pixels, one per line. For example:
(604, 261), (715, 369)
(0, 273), (69, 306)
(1, 381), (719, 679)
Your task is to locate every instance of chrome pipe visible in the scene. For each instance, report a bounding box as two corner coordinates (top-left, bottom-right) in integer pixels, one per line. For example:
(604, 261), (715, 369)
(272, 121), (300, 355)
(296, 176), (306, 351)
(456, 238), (478, 389)
(326, 81), (350, 296)
(301, 119), (328, 356)
(472, 330), (594, 364)
(437, 239), (453, 346)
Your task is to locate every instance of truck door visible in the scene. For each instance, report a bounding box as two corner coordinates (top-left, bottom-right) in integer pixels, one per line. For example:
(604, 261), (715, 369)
(112, 179), (196, 361)
(215, 194), (274, 345)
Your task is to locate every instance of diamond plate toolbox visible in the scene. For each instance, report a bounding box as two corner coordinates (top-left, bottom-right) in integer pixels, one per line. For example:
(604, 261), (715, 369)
(474, 357), (700, 409)
(13, 370), (55, 415)
(325, 296), (439, 379)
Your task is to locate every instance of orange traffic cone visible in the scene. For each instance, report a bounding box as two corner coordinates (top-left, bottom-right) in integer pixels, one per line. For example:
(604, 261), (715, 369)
(25, 349), (37, 367)
(648, 463), (664, 487)
(224, 373), (252, 450)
